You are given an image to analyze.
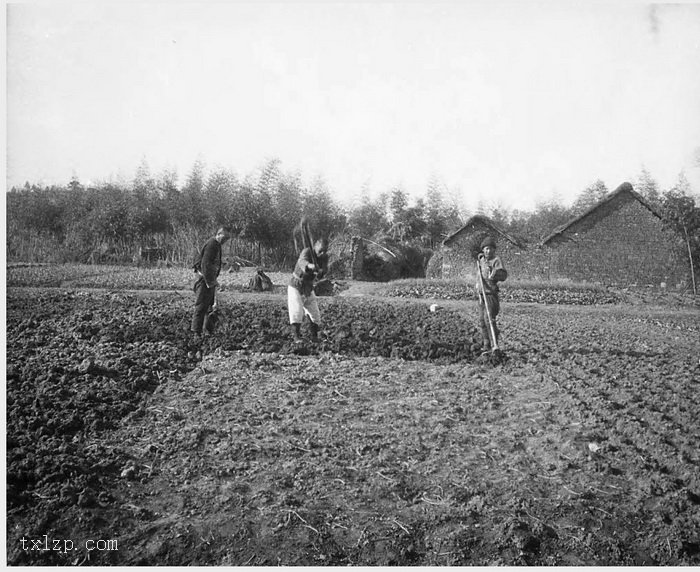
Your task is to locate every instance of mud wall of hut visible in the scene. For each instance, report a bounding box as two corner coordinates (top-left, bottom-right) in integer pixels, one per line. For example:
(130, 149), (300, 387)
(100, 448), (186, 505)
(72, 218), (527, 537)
(439, 241), (550, 282)
(437, 218), (548, 281)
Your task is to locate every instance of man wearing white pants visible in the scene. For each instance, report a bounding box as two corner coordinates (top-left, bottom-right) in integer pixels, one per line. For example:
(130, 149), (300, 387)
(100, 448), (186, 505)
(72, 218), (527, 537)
(287, 238), (329, 342)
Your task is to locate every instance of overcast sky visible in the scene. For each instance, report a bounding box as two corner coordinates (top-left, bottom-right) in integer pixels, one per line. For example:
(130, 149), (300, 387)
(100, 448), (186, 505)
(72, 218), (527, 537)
(5, 1), (700, 212)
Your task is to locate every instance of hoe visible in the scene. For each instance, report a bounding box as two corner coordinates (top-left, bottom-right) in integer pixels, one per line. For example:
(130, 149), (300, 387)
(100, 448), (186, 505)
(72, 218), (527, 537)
(300, 217), (319, 268)
(203, 287), (220, 335)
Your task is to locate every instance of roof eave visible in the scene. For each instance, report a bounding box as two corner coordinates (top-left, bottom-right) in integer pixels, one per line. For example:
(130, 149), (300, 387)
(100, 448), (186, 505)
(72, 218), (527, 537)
(443, 214), (524, 248)
(540, 182), (658, 246)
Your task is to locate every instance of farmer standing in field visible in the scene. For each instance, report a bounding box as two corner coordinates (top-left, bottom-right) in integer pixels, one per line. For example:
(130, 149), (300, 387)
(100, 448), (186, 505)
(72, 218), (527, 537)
(475, 236), (507, 354)
(288, 237), (329, 343)
(191, 227), (231, 340)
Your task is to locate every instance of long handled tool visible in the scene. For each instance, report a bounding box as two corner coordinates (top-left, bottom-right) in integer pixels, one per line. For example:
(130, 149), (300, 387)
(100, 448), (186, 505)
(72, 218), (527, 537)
(203, 286), (220, 334)
(300, 217), (319, 270)
(476, 255), (500, 353)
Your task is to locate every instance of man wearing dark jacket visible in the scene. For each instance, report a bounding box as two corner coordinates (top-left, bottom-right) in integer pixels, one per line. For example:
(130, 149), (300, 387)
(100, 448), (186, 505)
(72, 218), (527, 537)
(191, 227), (231, 338)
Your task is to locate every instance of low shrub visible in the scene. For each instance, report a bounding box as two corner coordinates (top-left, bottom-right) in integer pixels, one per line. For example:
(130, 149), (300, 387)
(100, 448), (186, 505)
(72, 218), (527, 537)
(376, 278), (623, 305)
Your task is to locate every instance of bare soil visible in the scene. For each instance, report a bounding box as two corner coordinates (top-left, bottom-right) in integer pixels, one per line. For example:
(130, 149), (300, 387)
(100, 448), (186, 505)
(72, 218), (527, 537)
(5, 285), (700, 565)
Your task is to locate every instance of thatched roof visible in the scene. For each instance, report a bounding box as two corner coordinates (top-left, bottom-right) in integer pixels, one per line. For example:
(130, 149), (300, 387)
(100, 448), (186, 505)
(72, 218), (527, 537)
(540, 182), (660, 246)
(442, 214), (524, 248)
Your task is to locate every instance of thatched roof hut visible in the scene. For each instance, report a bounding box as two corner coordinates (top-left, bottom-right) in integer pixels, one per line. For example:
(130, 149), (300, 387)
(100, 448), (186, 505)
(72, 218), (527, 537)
(443, 214), (524, 250)
(540, 182), (690, 288)
(430, 215), (526, 279)
(541, 182), (659, 246)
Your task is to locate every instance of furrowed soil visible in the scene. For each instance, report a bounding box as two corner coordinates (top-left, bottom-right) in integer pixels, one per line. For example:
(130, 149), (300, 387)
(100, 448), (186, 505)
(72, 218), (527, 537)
(5, 284), (700, 566)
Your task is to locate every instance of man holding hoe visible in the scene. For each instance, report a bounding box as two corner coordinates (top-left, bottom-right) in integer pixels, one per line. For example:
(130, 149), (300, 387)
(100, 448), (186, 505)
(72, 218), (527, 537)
(191, 227), (231, 341)
(475, 236), (507, 355)
(288, 220), (329, 343)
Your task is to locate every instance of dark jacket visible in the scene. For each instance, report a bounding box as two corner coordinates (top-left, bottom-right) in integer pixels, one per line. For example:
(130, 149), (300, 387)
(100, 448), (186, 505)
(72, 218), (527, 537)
(195, 237), (223, 287)
(289, 247), (329, 296)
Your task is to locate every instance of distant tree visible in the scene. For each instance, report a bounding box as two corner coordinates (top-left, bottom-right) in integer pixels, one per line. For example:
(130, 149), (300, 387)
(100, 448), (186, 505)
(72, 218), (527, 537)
(227, 158), (286, 258)
(236, 170), (277, 260)
(303, 176), (346, 240)
(180, 159), (207, 228)
(571, 179), (608, 216)
(131, 157), (170, 238)
(397, 199), (427, 241)
(388, 186), (408, 223)
(634, 166), (662, 210)
(158, 167), (180, 232)
(7, 184), (65, 238)
(509, 197), (572, 243)
(140, 198), (170, 238)
(440, 187), (467, 235)
(423, 175), (449, 248)
(60, 180), (96, 249)
(92, 182), (135, 242)
(203, 168), (238, 229)
(158, 167), (179, 200)
(271, 170), (304, 251)
(133, 157), (155, 200)
(667, 170), (693, 197)
(387, 186), (431, 242)
(347, 191), (388, 238)
(257, 157), (282, 194)
(661, 173), (700, 294)
(389, 199), (427, 242)
(68, 175), (83, 194)
(506, 208), (529, 241)
(488, 202), (511, 227)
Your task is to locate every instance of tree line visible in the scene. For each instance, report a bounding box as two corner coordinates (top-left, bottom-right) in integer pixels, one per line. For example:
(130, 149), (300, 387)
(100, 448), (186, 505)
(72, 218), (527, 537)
(6, 158), (699, 277)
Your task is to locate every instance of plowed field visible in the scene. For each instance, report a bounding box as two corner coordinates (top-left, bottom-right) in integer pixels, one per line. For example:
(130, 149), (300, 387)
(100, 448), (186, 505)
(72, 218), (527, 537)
(5, 284), (700, 565)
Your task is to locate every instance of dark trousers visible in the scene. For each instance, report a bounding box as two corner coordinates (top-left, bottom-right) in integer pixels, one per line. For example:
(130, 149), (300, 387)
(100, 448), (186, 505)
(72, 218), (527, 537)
(191, 278), (216, 334)
(478, 292), (500, 349)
